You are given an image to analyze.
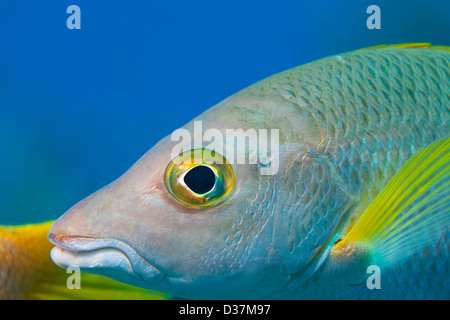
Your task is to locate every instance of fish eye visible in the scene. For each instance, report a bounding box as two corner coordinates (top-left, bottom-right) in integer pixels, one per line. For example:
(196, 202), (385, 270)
(164, 149), (235, 208)
(183, 165), (216, 194)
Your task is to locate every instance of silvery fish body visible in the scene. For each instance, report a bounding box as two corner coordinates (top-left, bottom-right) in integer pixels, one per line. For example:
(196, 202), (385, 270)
(49, 45), (450, 299)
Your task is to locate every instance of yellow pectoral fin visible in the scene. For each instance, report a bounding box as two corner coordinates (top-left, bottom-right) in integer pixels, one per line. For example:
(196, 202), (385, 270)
(334, 136), (450, 267)
(0, 221), (169, 300)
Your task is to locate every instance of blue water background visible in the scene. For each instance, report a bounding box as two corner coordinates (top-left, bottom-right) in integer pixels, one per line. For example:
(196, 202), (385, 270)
(1, 0), (449, 224)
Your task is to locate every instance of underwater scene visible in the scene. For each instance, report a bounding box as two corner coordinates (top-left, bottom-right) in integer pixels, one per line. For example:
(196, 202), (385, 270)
(0, 0), (449, 302)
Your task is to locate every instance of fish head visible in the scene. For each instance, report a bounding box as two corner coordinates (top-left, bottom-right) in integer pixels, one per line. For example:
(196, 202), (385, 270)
(49, 93), (345, 299)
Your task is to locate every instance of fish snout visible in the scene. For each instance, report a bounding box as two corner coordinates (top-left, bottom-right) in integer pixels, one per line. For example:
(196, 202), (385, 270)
(47, 181), (168, 289)
(49, 178), (140, 240)
(48, 185), (109, 239)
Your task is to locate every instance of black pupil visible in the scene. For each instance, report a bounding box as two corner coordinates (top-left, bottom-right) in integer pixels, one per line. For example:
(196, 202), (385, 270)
(184, 165), (216, 194)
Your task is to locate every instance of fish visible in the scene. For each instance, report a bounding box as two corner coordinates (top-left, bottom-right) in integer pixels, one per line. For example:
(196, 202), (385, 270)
(48, 43), (450, 299)
(0, 222), (168, 299)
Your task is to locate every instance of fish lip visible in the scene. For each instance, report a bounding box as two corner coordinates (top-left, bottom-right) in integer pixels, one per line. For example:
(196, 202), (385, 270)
(48, 233), (166, 285)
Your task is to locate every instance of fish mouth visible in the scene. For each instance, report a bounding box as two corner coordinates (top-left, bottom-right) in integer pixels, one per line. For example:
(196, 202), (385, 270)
(48, 233), (166, 288)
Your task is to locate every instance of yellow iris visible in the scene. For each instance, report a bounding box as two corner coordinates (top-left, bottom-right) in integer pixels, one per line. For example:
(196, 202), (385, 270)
(164, 149), (235, 208)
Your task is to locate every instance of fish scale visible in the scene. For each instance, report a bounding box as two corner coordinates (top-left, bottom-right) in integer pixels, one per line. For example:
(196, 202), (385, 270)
(248, 47), (449, 192)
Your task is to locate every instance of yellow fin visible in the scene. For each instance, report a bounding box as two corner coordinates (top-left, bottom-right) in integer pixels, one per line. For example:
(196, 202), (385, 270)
(27, 272), (168, 300)
(356, 43), (450, 52)
(335, 136), (450, 266)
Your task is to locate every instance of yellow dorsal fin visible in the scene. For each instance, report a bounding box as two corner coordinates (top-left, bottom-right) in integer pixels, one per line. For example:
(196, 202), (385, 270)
(335, 136), (450, 267)
(370, 43), (431, 49)
(357, 43), (450, 52)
